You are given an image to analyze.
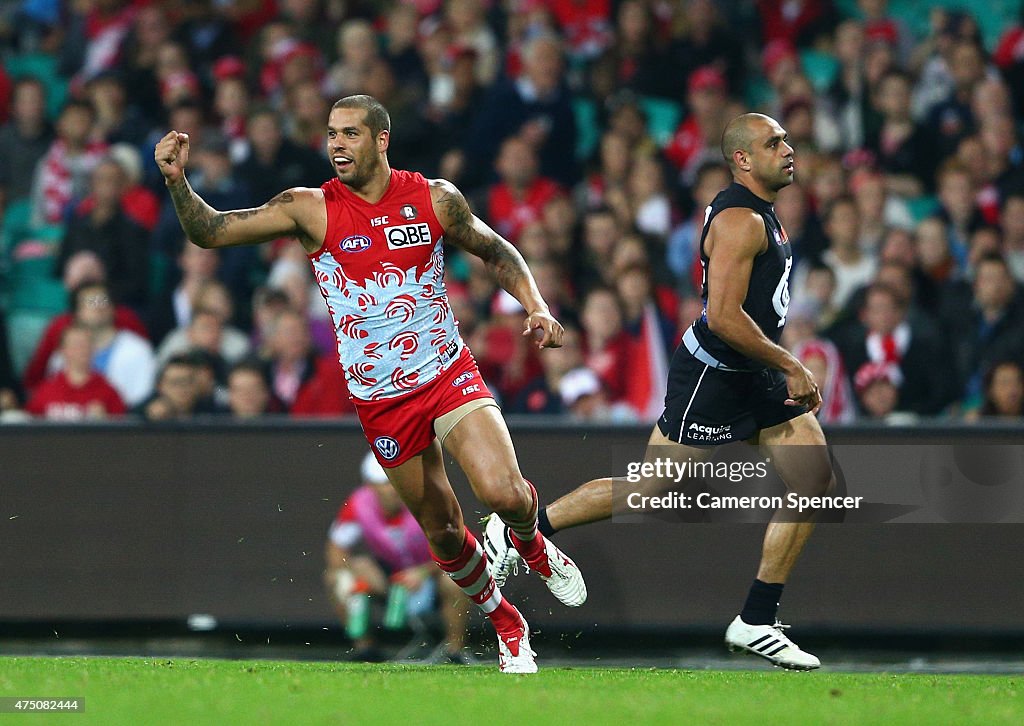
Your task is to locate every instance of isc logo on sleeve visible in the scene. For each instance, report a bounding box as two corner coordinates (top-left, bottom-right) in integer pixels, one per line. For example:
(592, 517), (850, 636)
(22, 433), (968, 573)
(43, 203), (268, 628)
(385, 223), (433, 250)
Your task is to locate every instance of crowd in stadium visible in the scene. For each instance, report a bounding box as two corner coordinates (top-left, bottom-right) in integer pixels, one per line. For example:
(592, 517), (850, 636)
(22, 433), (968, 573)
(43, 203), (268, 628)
(0, 0), (1023, 424)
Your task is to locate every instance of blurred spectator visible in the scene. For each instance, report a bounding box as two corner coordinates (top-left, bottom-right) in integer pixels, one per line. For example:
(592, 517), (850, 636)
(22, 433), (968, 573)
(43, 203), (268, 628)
(446, 0), (500, 86)
(149, 243), (221, 346)
(865, 70), (932, 197)
(615, 264), (673, 420)
(84, 70), (147, 147)
(1001, 192), (1024, 281)
(290, 354), (356, 418)
(924, 39), (988, 160)
(29, 99), (107, 226)
(157, 282), (252, 367)
(138, 354), (202, 421)
(559, 365), (637, 423)
(42, 281), (156, 408)
(422, 45), (483, 182)
(154, 40), (203, 112)
(942, 254), (1024, 404)
(827, 19), (867, 151)
(0, 310), (22, 413)
(60, 0), (138, 91)
(56, 156), (149, 309)
(995, 8), (1024, 119)
(323, 19), (380, 99)
(915, 217), (960, 291)
(604, 0), (673, 100)
(466, 33), (578, 188)
(670, 0), (746, 96)
(577, 130), (632, 211)
(756, 0), (838, 47)
(262, 308), (318, 411)
(236, 106), (331, 207)
(250, 286), (293, 355)
(383, 3), (428, 94)
(72, 143), (160, 232)
(664, 66), (730, 185)
(324, 452), (471, 663)
(265, 244), (335, 354)
(853, 360), (908, 421)
(118, 3), (173, 123)
(0, 76), (52, 213)
(859, 0), (912, 62)
(277, 0), (337, 61)
(579, 287), (631, 404)
(936, 158), (985, 257)
(832, 282), (952, 415)
(225, 359), (278, 418)
(471, 289), (541, 403)
(173, 0), (239, 73)
(818, 196), (876, 309)
(25, 324), (126, 421)
(22, 253), (148, 392)
(626, 154), (673, 238)
(509, 326), (585, 415)
(487, 136), (563, 244)
(286, 79), (330, 150)
(784, 301), (855, 424)
(547, 0), (613, 63)
(969, 360), (1024, 420)
(212, 71), (251, 153)
(575, 206), (623, 292)
(775, 180), (829, 267)
(851, 169), (913, 251)
(183, 348), (228, 414)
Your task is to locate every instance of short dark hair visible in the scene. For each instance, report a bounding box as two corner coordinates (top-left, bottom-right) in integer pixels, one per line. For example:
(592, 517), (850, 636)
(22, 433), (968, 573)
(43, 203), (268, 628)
(331, 94), (391, 136)
(229, 357), (271, 388)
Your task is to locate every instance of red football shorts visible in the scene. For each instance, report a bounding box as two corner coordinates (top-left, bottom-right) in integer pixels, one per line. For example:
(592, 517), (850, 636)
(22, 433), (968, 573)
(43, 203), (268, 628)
(352, 347), (495, 467)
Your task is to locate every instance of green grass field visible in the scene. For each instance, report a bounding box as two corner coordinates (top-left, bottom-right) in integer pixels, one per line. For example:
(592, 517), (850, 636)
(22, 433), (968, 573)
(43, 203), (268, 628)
(0, 657), (1020, 725)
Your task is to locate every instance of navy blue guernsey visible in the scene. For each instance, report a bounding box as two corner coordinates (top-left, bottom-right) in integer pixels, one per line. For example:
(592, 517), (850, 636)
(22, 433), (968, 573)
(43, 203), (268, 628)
(690, 182), (792, 371)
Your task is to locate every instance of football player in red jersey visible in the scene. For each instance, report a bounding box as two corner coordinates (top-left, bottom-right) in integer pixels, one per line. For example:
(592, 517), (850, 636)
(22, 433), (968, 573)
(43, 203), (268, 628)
(156, 94), (585, 673)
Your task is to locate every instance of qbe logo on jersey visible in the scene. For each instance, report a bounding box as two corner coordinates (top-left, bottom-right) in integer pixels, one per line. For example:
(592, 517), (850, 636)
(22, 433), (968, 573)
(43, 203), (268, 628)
(385, 223), (433, 250)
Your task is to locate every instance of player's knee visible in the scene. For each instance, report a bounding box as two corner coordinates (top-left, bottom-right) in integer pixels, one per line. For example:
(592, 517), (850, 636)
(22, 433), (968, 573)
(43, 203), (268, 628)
(479, 473), (530, 517)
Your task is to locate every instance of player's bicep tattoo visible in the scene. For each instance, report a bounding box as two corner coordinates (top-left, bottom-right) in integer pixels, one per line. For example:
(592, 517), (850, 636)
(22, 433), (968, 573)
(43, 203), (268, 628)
(435, 183), (530, 291)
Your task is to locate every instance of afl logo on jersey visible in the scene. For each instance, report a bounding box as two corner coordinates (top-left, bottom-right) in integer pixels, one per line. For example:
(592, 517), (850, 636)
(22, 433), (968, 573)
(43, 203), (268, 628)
(399, 204), (417, 220)
(374, 436), (401, 461)
(340, 235), (372, 253)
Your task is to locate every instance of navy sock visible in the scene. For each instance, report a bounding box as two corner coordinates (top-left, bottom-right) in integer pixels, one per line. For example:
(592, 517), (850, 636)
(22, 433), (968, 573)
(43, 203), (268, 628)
(741, 579), (784, 625)
(537, 507), (556, 538)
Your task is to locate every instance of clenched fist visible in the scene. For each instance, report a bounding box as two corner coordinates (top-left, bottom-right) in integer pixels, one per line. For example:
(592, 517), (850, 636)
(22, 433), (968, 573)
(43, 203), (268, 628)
(154, 131), (190, 184)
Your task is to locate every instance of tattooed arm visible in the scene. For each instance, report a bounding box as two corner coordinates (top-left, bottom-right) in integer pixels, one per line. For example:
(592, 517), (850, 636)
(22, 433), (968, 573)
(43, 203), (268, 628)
(154, 130), (324, 252)
(430, 178), (564, 348)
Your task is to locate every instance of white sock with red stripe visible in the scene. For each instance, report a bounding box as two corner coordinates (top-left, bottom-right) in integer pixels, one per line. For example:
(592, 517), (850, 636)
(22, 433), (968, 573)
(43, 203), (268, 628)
(433, 528), (524, 644)
(503, 481), (551, 577)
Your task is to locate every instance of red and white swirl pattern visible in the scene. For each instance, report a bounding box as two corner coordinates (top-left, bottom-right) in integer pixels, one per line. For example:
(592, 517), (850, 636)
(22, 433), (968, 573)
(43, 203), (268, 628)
(310, 237), (463, 400)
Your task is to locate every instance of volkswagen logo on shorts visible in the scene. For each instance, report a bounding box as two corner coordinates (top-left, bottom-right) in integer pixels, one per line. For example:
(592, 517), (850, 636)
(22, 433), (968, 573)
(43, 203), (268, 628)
(374, 436), (401, 461)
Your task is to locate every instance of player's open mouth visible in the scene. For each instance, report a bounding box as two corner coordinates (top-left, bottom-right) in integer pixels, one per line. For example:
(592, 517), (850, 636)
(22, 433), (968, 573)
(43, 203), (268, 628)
(783, 162), (794, 173)
(333, 156), (353, 170)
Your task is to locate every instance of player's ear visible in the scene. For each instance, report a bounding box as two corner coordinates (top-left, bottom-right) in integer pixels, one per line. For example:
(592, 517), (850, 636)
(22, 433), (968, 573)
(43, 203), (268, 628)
(734, 149), (750, 172)
(378, 130), (390, 154)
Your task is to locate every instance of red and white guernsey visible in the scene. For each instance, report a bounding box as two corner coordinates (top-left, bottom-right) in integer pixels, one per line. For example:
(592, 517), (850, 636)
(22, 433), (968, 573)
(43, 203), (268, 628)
(309, 169), (461, 401)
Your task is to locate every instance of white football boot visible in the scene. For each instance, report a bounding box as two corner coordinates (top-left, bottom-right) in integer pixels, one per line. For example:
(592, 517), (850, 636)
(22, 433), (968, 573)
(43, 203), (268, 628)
(482, 513), (587, 607)
(725, 616), (821, 671)
(497, 611), (537, 674)
(482, 513), (522, 588)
